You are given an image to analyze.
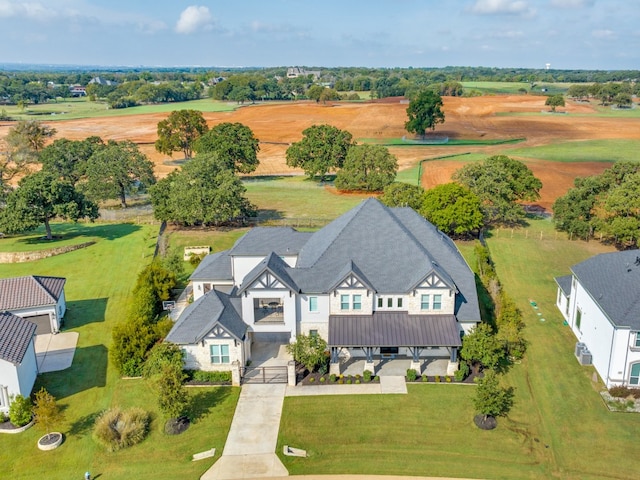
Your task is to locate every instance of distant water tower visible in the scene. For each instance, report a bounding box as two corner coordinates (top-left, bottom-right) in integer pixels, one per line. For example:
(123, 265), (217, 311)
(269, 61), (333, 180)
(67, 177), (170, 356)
(545, 63), (551, 70)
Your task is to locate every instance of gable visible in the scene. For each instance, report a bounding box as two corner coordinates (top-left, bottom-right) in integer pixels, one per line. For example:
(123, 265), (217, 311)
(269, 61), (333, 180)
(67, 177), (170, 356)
(416, 272), (449, 289)
(338, 274), (366, 289)
(249, 271), (287, 290)
(206, 325), (234, 340)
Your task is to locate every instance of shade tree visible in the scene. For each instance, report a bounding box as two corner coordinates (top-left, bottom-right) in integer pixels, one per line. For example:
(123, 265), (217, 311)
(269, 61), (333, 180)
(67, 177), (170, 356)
(420, 183), (484, 236)
(453, 155), (542, 225)
(194, 122), (260, 173)
(286, 124), (353, 181)
(84, 140), (156, 208)
(0, 171), (99, 240)
(155, 109), (208, 160)
(150, 153), (255, 226)
(404, 89), (445, 138)
(40, 136), (105, 184)
(380, 182), (425, 210)
(334, 144), (397, 192)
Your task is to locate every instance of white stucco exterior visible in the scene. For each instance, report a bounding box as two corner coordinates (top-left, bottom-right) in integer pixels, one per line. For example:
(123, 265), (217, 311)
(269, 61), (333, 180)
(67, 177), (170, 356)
(560, 272), (640, 388)
(0, 338), (38, 412)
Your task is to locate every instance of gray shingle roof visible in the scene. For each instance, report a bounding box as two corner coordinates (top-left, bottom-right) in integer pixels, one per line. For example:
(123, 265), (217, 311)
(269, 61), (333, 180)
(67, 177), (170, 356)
(238, 252), (299, 294)
(230, 227), (312, 256)
(555, 275), (572, 295)
(571, 250), (640, 329)
(0, 276), (66, 311)
(329, 312), (461, 347)
(166, 289), (247, 344)
(190, 251), (233, 282)
(0, 312), (37, 365)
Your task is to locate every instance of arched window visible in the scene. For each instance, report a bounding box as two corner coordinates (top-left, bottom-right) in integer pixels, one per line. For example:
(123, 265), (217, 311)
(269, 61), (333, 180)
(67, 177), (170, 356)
(629, 363), (640, 385)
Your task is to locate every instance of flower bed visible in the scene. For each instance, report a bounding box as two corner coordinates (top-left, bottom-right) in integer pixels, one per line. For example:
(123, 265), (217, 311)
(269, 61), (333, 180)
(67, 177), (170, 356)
(301, 372), (380, 385)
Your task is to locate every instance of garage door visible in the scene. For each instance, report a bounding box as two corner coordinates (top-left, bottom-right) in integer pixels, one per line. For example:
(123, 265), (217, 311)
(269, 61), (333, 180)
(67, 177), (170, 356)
(25, 314), (52, 335)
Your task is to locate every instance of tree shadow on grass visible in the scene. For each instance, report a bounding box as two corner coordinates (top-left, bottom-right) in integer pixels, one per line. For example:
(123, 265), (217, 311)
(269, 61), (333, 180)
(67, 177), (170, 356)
(64, 298), (108, 329)
(13, 223), (142, 245)
(188, 387), (232, 424)
(36, 344), (107, 400)
(68, 410), (101, 438)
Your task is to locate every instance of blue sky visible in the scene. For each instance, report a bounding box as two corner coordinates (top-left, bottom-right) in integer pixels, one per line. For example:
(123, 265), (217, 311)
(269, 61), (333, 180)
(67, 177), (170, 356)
(0, 0), (637, 70)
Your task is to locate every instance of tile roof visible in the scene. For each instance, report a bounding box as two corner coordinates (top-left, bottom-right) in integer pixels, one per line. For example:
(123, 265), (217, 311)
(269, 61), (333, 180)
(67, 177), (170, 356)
(0, 312), (37, 365)
(328, 312), (461, 347)
(166, 289), (247, 344)
(571, 249), (640, 329)
(0, 276), (66, 311)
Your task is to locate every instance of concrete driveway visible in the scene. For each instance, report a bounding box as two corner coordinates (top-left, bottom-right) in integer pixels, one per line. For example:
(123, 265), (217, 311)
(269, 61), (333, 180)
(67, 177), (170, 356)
(34, 332), (78, 373)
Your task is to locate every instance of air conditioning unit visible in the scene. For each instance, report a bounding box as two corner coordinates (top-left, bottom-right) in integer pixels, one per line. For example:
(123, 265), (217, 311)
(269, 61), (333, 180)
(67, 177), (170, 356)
(575, 342), (586, 357)
(579, 349), (592, 365)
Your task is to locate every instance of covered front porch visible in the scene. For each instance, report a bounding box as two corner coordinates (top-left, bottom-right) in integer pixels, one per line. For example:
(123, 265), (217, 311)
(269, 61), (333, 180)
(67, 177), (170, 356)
(328, 312), (462, 376)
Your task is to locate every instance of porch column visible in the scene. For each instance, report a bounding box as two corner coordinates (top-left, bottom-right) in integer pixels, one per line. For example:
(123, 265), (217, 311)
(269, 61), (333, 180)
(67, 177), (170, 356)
(409, 347), (422, 374)
(287, 360), (297, 386)
(231, 360), (241, 387)
(329, 347), (341, 376)
(447, 347), (459, 376)
(364, 347), (375, 375)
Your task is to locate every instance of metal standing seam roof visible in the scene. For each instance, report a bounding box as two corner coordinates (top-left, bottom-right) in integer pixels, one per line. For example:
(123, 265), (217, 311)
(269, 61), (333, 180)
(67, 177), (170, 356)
(0, 276), (66, 311)
(328, 312), (462, 347)
(0, 311), (37, 365)
(570, 249), (640, 330)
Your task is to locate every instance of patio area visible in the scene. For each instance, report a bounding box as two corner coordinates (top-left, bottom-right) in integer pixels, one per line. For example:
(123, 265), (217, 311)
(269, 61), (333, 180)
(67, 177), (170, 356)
(340, 356), (450, 377)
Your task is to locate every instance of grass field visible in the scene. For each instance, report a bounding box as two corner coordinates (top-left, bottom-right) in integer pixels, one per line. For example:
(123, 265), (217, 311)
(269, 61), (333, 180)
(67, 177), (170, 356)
(359, 137), (526, 146)
(277, 217), (640, 479)
(462, 81), (571, 96)
(505, 139), (640, 163)
(0, 223), (240, 480)
(2, 97), (239, 121)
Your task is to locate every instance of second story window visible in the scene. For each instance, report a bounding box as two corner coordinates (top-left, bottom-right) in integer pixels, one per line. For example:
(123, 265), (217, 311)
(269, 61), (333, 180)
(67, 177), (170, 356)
(341, 294), (350, 310)
(353, 294), (362, 310)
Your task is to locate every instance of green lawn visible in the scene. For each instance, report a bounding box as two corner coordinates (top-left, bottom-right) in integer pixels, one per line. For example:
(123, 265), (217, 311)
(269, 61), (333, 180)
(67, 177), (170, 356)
(0, 223), (240, 480)
(3, 98), (238, 121)
(243, 175), (370, 220)
(461, 81), (571, 96)
(505, 139), (640, 163)
(359, 137), (525, 146)
(277, 218), (640, 480)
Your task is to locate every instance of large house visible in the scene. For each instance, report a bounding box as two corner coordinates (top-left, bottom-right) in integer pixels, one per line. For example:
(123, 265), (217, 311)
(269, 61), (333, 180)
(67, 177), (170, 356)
(167, 199), (481, 375)
(555, 250), (640, 388)
(0, 276), (67, 335)
(0, 312), (38, 413)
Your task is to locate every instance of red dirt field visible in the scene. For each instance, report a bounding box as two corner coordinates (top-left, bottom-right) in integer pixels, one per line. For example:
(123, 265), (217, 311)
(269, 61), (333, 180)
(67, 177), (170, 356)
(1, 95), (638, 210)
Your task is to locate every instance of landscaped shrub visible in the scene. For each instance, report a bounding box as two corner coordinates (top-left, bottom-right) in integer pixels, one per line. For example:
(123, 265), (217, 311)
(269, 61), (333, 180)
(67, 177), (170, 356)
(435, 375), (441, 383)
(187, 370), (232, 384)
(609, 386), (640, 399)
(142, 342), (184, 379)
(320, 377), (326, 383)
(93, 407), (150, 452)
(422, 375), (429, 382)
(446, 376), (452, 383)
(455, 361), (470, 382)
(346, 379), (352, 384)
(0, 411), (7, 423)
(309, 377), (315, 383)
(406, 368), (418, 382)
(330, 373), (337, 383)
(363, 370), (372, 382)
(8, 395), (32, 427)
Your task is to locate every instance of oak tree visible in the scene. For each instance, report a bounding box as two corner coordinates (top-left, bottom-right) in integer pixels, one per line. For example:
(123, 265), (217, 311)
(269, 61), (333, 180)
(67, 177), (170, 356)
(286, 124), (353, 180)
(405, 89), (445, 138)
(194, 122), (260, 173)
(334, 144), (397, 192)
(420, 183), (484, 236)
(155, 109), (208, 160)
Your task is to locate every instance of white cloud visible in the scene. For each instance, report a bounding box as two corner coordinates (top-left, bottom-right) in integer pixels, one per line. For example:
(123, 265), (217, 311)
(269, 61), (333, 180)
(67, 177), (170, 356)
(592, 29), (615, 39)
(0, 1), (57, 21)
(550, 0), (594, 8)
(175, 5), (213, 34)
(469, 0), (536, 16)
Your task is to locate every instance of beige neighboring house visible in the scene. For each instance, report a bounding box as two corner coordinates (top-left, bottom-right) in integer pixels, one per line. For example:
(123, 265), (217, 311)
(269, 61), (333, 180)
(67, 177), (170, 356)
(0, 312), (38, 413)
(0, 276), (67, 335)
(286, 67), (321, 80)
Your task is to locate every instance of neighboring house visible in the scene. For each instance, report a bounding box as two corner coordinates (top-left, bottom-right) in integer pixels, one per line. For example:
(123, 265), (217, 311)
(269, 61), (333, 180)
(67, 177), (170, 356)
(555, 250), (640, 388)
(0, 312), (38, 413)
(167, 199), (481, 374)
(69, 85), (86, 97)
(0, 276), (67, 335)
(287, 67), (321, 80)
(88, 76), (118, 86)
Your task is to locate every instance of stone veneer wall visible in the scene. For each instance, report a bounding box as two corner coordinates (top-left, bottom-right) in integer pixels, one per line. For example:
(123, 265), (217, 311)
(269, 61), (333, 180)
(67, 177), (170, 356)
(0, 242), (95, 263)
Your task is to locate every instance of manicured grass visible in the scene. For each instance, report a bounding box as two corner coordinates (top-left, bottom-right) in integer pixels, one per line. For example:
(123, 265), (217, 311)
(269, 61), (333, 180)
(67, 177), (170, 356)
(0, 223), (240, 480)
(3, 97), (238, 121)
(277, 218), (640, 479)
(243, 175), (370, 220)
(462, 81), (571, 95)
(505, 139), (640, 163)
(359, 137), (525, 146)
(0, 224), (102, 252)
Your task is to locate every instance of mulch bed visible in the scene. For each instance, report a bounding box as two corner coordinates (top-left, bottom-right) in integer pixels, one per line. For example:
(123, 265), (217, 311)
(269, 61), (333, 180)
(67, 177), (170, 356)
(0, 420), (21, 431)
(300, 372), (379, 385)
